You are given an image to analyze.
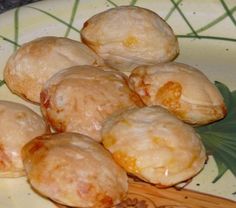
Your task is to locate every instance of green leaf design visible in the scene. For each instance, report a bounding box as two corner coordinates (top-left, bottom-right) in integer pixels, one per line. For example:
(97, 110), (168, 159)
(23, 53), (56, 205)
(0, 80), (5, 87)
(212, 156), (227, 183)
(232, 90), (236, 104)
(214, 81), (233, 109)
(196, 82), (236, 182)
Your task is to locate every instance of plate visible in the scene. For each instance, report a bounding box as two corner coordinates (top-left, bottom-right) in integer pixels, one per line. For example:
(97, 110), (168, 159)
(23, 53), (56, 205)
(0, 0), (236, 207)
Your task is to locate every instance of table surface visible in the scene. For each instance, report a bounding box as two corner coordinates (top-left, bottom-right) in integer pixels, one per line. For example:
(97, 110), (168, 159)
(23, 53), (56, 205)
(0, 0), (41, 13)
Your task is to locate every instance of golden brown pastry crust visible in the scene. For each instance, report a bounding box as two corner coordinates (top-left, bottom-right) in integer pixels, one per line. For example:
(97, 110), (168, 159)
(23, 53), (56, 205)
(22, 132), (128, 208)
(129, 62), (227, 125)
(102, 106), (206, 187)
(40, 65), (144, 142)
(81, 6), (179, 72)
(4, 36), (104, 103)
(0, 101), (49, 177)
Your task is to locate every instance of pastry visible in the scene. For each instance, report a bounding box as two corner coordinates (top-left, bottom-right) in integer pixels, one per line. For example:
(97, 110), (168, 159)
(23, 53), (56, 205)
(81, 6), (179, 72)
(22, 132), (128, 208)
(40, 65), (143, 142)
(4, 36), (104, 103)
(0, 101), (49, 177)
(129, 62), (227, 125)
(102, 106), (206, 187)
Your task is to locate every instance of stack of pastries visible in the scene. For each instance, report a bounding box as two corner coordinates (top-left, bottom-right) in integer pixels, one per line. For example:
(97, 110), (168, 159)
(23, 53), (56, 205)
(1, 6), (226, 208)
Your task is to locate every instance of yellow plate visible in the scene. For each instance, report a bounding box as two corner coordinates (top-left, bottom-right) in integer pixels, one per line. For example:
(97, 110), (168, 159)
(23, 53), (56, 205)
(0, 0), (235, 207)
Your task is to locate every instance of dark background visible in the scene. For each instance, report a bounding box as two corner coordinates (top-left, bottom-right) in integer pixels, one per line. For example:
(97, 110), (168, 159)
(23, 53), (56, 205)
(0, 0), (41, 13)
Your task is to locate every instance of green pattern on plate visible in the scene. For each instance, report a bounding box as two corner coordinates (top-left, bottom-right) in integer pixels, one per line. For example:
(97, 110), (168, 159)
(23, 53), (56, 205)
(14, 7), (20, 51)
(64, 0), (80, 37)
(164, 0), (183, 21)
(27, 5), (81, 34)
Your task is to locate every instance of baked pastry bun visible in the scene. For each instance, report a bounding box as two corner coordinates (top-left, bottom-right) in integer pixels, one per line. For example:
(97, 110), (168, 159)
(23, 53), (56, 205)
(81, 6), (179, 72)
(22, 132), (128, 208)
(102, 106), (206, 187)
(4, 36), (104, 103)
(129, 62), (227, 125)
(0, 101), (49, 177)
(40, 65), (144, 142)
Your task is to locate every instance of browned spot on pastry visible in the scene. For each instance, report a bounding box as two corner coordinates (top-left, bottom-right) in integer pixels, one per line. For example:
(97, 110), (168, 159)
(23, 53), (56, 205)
(28, 140), (45, 154)
(0, 108), (5, 115)
(40, 90), (51, 109)
(200, 103), (227, 124)
(140, 81), (151, 98)
(113, 151), (139, 174)
(129, 91), (145, 107)
(99, 195), (113, 207)
(121, 75), (143, 107)
(24, 38), (56, 58)
(93, 59), (98, 66)
(81, 36), (100, 52)
(221, 103), (227, 116)
(83, 20), (89, 28)
(156, 81), (182, 111)
(18, 92), (31, 102)
(51, 163), (66, 172)
(54, 120), (67, 132)
(129, 68), (151, 104)
(0, 144), (11, 170)
(77, 181), (95, 198)
(43, 110), (67, 132)
(53, 202), (69, 208)
(216, 103), (227, 120)
(15, 112), (27, 119)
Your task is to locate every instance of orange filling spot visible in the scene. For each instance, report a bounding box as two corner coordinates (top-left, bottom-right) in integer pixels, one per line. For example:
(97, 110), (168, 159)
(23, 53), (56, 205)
(156, 81), (182, 108)
(152, 136), (163, 145)
(102, 135), (116, 148)
(120, 119), (132, 127)
(123, 36), (139, 48)
(152, 136), (171, 148)
(113, 151), (139, 174)
(16, 112), (27, 119)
